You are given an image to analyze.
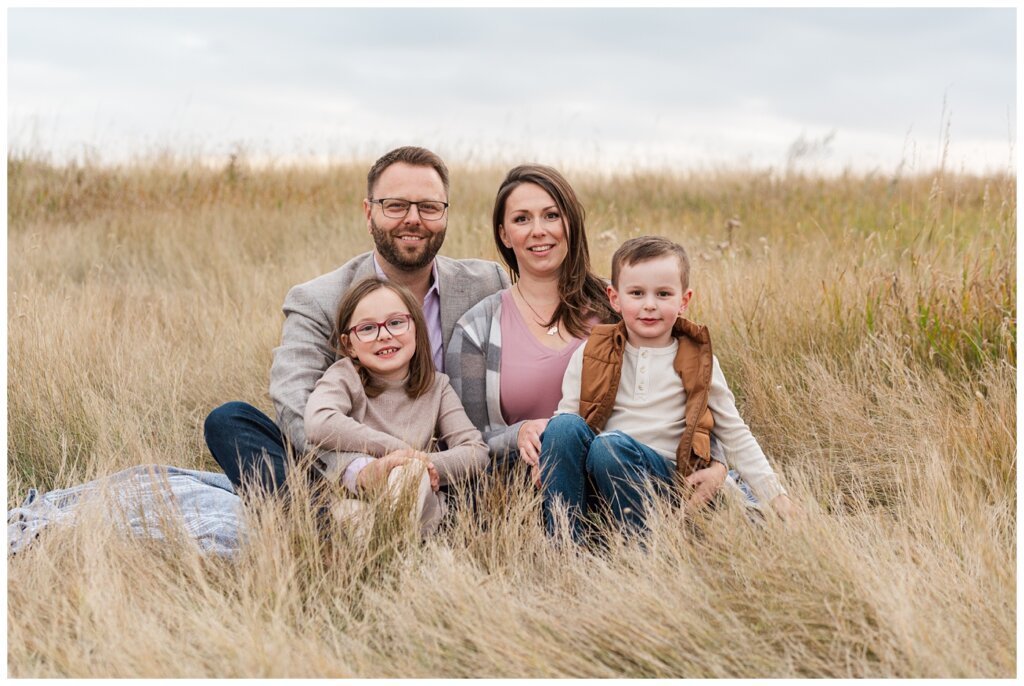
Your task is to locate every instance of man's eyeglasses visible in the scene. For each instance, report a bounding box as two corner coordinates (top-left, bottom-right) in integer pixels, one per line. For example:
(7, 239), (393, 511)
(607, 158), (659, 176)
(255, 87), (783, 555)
(369, 198), (449, 220)
(347, 313), (413, 342)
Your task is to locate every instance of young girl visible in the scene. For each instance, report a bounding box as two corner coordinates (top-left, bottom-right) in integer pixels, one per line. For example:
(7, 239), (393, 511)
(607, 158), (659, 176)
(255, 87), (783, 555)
(304, 276), (488, 536)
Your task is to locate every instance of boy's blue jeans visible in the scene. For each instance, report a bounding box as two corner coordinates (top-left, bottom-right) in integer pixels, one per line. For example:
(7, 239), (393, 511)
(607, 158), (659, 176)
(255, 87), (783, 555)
(539, 413), (674, 543)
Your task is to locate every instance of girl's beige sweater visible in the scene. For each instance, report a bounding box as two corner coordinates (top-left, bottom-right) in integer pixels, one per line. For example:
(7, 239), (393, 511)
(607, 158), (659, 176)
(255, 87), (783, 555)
(304, 357), (488, 485)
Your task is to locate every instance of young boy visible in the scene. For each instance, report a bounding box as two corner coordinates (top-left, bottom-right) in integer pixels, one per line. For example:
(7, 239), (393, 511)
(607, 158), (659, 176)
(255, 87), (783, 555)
(539, 235), (795, 541)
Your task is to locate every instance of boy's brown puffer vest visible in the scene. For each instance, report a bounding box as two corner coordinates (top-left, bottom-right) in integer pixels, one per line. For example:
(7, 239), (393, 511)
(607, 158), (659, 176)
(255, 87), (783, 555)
(578, 318), (715, 478)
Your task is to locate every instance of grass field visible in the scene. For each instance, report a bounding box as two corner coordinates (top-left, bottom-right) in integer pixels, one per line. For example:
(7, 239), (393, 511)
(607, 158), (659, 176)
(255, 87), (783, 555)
(6, 153), (1016, 677)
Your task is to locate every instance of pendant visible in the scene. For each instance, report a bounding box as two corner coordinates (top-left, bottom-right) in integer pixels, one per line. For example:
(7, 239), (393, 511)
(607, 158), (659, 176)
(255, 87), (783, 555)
(546, 325), (559, 336)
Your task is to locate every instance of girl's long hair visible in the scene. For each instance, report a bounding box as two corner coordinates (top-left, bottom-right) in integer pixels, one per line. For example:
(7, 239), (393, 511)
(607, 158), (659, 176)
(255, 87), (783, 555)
(492, 164), (619, 338)
(331, 277), (435, 399)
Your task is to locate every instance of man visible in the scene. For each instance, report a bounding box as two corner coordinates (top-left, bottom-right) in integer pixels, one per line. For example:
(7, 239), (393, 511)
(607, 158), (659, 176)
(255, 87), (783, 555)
(204, 146), (509, 493)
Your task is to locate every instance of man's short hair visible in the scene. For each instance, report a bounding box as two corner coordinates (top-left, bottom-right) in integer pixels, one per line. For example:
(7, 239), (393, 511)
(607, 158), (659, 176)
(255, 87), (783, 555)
(366, 146), (450, 199)
(611, 235), (691, 290)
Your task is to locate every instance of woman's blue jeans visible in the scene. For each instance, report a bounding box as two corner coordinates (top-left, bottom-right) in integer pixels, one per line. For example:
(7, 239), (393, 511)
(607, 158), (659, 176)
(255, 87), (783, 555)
(539, 413), (674, 543)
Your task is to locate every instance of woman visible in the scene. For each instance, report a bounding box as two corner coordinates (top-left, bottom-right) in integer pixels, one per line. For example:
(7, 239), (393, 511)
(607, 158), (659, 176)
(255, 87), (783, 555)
(446, 165), (618, 485)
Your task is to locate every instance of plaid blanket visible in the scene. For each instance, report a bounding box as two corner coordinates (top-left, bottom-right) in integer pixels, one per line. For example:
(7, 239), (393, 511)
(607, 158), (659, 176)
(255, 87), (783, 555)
(8, 465), (243, 557)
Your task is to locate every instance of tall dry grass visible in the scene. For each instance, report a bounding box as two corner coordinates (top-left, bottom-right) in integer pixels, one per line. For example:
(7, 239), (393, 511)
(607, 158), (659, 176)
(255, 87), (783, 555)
(6, 152), (1016, 677)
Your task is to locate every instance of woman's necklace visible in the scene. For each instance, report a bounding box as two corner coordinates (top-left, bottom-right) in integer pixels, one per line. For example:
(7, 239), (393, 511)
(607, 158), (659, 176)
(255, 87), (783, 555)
(515, 283), (559, 336)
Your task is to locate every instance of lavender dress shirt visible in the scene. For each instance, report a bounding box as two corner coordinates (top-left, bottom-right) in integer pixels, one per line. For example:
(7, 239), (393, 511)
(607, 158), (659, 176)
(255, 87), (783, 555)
(372, 255), (444, 372)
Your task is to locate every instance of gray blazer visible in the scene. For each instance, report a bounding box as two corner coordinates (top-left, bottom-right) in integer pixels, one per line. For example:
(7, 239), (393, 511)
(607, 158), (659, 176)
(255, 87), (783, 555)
(269, 251), (510, 468)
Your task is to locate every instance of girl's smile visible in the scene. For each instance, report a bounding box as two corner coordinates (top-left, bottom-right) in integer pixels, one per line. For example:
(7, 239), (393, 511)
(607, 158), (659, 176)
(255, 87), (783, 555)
(345, 288), (417, 381)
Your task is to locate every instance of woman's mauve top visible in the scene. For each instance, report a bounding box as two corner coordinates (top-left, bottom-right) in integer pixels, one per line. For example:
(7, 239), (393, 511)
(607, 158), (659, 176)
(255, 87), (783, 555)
(498, 289), (588, 424)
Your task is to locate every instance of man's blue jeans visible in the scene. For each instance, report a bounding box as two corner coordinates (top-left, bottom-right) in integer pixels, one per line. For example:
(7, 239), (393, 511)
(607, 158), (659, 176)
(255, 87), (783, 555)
(203, 401), (291, 494)
(539, 413), (674, 543)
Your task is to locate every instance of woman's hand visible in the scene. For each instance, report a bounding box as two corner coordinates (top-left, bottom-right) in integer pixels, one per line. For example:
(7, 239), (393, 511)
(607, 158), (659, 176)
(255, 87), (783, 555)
(517, 418), (549, 486)
(683, 460), (728, 509)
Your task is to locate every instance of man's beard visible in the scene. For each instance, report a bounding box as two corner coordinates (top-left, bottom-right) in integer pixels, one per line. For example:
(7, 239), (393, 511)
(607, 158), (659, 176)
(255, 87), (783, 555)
(370, 219), (446, 271)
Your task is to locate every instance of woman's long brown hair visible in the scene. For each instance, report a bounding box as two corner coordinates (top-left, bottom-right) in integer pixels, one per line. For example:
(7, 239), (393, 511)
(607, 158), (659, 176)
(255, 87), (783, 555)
(492, 164), (618, 338)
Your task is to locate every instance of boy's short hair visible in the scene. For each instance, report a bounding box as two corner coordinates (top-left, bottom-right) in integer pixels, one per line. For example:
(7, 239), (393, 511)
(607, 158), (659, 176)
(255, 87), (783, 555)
(611, 236), (691, 290)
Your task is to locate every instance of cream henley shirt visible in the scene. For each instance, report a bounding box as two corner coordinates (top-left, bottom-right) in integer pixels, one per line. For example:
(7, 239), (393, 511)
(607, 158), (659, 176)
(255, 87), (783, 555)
(556, 340), (785, 504)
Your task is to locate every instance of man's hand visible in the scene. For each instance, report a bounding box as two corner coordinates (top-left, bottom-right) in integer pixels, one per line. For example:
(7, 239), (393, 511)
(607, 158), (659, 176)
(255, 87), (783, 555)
(684, 460), (728, 509)
(516, 418), (550, 474)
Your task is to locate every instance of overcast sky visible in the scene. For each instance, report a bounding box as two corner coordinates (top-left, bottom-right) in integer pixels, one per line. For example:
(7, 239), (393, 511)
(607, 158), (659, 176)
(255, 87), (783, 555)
(7, 7), (1018, 174)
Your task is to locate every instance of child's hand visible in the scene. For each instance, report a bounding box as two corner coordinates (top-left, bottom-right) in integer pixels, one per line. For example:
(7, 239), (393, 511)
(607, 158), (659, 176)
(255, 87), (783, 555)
(356, 452), (412, 491)
(408, 450), (440, 492)
(381, 448), (440, 493)
(769, 494), (800, 520)
(684, 461), (727, 509)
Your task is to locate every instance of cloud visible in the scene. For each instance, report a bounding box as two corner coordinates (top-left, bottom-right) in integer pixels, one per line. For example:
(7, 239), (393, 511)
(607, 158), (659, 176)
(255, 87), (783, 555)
(7, 8), (1016, 173)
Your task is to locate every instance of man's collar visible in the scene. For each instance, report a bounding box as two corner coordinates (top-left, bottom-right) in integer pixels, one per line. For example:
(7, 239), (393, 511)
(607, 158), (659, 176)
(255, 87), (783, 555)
(371, 252), (387, 279)
(371, 253), (440, 295)
(426, 261), (440, 295)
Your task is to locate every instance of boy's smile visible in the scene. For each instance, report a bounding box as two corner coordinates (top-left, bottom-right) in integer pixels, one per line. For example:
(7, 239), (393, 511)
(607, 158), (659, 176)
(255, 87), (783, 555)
(607, 255), (694, 348)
